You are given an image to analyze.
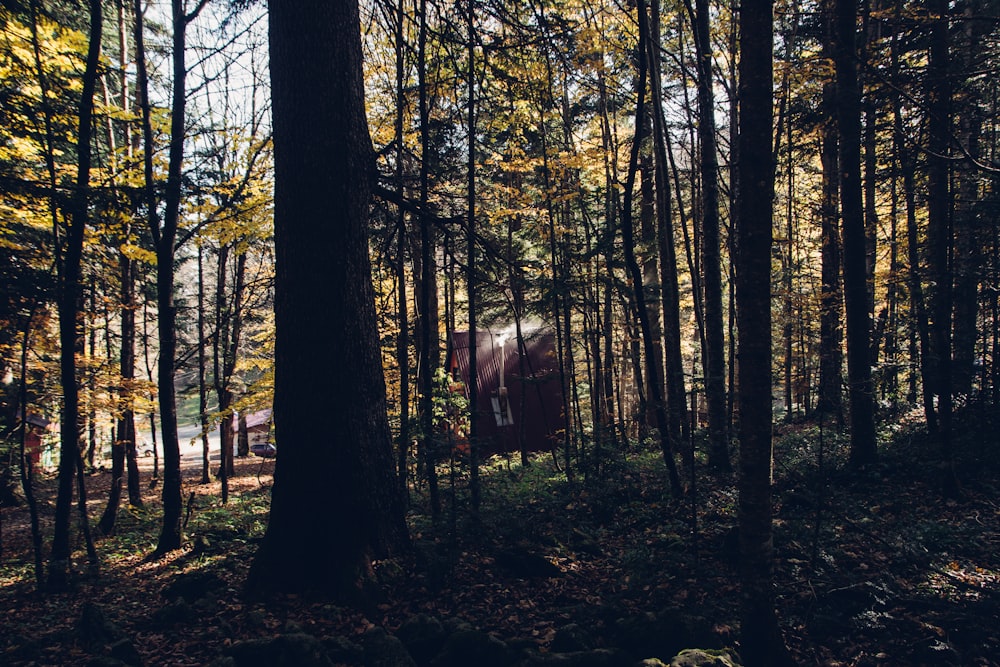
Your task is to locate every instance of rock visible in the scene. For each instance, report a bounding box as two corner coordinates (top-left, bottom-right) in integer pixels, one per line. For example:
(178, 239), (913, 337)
(191, 534), (211, 556)
(78, 602), (127, 648)
(227, 633), (336, 667)
(517, 648), (632, 666)
(636, 660), (669, 667)
(551, 624), (593, 653)
(161, 570), (226, 602)
(611, 612), (683, 661)
(323, 635), (364, 664)
(203, 658), (237, 667)
(669, 648), (741, 667)
(414, 540), (455, 592)
(85, 658), (130, 667)
(494, 546), (562, 579)
(362, 627), (418, 667)
(109, 637), (143, 666)
(569, 529), (604, 557)
(3, 633), (41, 664)
(152, 599), (193, 626)
(396, 614), (448, 664)
(611, 611), (719, 662)
(431, 628), (511, 667)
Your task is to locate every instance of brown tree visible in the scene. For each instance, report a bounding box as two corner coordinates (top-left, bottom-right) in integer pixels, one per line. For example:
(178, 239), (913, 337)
(246, 0), (408, 597)
(735, 0), (790, 662)
(686, 0), (730, 471)
(834, 0), (877, 465)
(48, 0), (102, 590)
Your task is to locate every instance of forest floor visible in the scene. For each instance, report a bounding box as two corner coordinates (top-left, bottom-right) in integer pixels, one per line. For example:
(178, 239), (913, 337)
(1, 406), (999, 666)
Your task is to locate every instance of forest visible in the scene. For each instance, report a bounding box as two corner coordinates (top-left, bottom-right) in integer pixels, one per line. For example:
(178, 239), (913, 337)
(1, 0), (999, 665)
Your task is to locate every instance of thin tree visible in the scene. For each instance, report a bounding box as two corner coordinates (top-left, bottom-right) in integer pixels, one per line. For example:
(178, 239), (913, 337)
(647, 0), (690, 464)
(466, 0), (481, 513)
(99, 0), (142, 535)
(622, 0), (682, 498)
(925, 0), (958, 493)
(393, 0), (411, 504)
(817, 0), (844, 425)
(834, 0), (877, 465)
(685, 0), (730, 471)
(48, 0), (103, 590)
(416, 0), (441, 518)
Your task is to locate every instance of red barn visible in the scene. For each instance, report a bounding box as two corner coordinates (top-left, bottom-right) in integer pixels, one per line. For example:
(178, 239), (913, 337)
(448, 327), (565, 457)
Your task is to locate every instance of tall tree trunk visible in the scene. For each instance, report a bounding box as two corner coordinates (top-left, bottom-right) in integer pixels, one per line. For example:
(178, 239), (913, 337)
(100, 0), (141, 533)
(687, 0), (729, 471)
(889, 0), (935, 427)
(466, 0), (482, 512)
(49, 0), (102, 590)
(247, 0), (408, 598)
(231, 252), (248, 460)
(416, 0), (440, 517)
(393, 0), (411, 504)
(736, 0), (790, 662)
(647, 0), (690, 456)
(152, 0), (206, 555)
(818, 0), (844, 424)
(17, 318), (45, 590)
(596, 67), (622, 452)
(834, 0), (878, 465)
(214, 243), (233, 501)
(622, 0), (682, 497)
(639, 122), (662, 434)
(951, 2), (986, 398)
(883, 153), (901, 400)
(864, 99), (879, 348)
(197, 244), (212, 485)
(86, 277), (98, 468)
(926, 0), (957, 492)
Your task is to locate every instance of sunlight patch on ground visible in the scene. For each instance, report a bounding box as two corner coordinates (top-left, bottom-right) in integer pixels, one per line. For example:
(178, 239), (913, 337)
(922, 559), (1000, 601)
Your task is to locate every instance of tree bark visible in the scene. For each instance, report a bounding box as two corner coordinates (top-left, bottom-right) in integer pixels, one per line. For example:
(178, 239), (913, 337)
(925, 0), (958, 493)
(153, 0), (204, 555)
(687, 0), (729, 471)
(466, 0), (481, 510)
(646, 0), (690, 457)
(48, 0), (102, 590)
(100, 0), (141, 534)
(622, 0), (682, 497)
(416, 0), (440, 517)
(834, 0), (878, 465)
(735, 0), (790, 662)
(818, 0), (844, 425)
(247, 0), (408, 598)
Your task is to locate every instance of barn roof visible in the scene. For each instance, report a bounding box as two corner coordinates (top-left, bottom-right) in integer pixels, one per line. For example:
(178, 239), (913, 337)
(448, 326), (564, 454)
(449, 327), (556, 397)
(231, 409), (272, 432)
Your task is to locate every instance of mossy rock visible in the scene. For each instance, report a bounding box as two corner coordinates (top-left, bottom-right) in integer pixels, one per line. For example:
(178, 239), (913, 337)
(669, 648), (741, 667)
(226, 632), (336, 667)
(431, 628), (511, 667)
(362, 627), (418, 667)
(396, 614), (448, 664)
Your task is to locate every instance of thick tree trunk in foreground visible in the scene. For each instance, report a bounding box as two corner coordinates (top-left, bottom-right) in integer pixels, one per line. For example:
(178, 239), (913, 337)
(735, 0), (790, 663)
(247, 0), (408, 598)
